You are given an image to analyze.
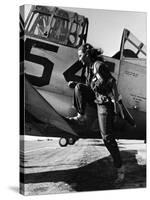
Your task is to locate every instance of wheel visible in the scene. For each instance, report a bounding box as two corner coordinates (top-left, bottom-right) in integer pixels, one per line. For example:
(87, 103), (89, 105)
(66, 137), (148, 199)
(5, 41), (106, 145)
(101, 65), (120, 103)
(59, 137), (68, 147)
(68, 137), (76, 145)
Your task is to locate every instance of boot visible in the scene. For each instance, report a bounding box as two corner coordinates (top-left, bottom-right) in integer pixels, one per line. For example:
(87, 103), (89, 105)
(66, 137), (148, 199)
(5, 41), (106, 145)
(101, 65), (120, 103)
(114, 165), (125, 184)
(68, 113), (87, 123)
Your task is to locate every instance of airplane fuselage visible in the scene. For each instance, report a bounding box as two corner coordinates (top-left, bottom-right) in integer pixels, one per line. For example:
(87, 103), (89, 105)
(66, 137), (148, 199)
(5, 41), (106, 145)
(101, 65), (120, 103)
(21, 6), (146, 141)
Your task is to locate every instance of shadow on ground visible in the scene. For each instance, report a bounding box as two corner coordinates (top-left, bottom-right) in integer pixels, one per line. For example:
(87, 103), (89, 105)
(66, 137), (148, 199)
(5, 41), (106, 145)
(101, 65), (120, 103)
(20, 150), (146, 192)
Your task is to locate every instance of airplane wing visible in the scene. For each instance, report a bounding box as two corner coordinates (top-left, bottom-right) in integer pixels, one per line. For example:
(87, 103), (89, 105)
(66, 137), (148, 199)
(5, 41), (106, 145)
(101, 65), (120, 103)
(25, 77), (78, 137)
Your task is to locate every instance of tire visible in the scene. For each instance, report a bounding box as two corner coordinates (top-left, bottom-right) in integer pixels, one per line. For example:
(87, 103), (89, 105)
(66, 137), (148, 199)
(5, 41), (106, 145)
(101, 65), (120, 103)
(59, 137), (68, 147)
(68, 137), (76, 145)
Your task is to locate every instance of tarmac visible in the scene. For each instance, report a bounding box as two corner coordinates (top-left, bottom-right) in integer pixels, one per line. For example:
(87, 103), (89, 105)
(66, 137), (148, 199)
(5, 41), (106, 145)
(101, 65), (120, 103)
(20, 136), (146, 195)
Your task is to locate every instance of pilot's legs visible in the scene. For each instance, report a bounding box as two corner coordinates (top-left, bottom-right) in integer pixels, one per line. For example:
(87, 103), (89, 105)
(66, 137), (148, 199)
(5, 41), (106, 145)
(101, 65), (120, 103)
(73, 83), (95, 115)
(97, 102), (123, 168)
(69, 83), (95, 122)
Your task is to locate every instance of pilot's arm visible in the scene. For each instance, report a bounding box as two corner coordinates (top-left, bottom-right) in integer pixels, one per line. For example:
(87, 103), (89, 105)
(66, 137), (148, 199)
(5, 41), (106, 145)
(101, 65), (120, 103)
(68, 64), (87, 88)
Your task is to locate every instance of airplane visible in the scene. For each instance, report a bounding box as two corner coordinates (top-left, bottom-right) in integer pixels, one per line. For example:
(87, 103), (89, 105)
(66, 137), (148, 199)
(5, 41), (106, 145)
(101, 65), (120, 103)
(20, 5), (146, 147)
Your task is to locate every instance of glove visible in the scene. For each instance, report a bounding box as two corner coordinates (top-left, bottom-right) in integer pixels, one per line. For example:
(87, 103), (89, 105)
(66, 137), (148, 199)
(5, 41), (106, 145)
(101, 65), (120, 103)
(68, 81), (77, 88)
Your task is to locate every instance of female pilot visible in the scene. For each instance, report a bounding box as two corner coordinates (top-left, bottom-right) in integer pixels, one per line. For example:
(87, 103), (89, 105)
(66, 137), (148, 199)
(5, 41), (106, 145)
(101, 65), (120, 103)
(68, 43), (125, 184)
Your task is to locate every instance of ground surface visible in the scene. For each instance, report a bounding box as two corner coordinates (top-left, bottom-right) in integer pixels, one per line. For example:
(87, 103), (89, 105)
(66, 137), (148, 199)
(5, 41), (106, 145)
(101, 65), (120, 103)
(20, 136), (146, 196)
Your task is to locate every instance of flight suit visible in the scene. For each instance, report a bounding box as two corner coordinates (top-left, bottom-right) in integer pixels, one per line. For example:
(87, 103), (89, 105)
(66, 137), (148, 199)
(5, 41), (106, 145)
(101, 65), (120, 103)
(73, 60), (122, 168)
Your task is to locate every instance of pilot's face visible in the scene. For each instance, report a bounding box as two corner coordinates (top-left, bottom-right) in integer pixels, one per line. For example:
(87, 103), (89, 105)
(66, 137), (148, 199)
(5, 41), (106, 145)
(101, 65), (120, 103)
(78, 50), (84, 62)
(78, 50), (91, 65)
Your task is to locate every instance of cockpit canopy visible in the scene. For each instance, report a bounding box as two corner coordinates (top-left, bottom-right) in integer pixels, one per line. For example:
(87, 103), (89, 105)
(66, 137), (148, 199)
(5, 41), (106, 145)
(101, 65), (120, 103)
(120, 29), (146, 59)
(25, 6), (89, 48)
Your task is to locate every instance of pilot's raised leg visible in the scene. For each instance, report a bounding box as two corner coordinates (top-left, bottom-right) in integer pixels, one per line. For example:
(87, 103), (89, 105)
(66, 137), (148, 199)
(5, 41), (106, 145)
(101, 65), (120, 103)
(69, 83), (95, 122)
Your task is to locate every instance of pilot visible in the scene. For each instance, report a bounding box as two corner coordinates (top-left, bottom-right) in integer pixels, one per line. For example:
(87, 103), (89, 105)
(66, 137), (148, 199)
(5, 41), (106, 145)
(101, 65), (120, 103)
(68, 43), (125, 184)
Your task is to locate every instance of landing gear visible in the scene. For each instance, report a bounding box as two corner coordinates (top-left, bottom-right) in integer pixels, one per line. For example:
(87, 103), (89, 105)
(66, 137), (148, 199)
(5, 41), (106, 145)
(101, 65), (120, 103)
(68, 137), (76, 145)
(59, 137), (77, 147)
(59, 137), (68, 147)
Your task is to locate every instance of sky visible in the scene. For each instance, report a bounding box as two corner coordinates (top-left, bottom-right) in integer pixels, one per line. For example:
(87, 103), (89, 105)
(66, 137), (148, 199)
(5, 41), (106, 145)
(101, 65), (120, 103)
(24, 4), (146, 56)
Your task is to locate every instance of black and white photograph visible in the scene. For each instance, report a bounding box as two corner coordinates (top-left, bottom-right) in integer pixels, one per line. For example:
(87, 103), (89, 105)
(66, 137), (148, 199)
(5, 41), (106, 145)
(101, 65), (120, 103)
(19, 3), (146, 196)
